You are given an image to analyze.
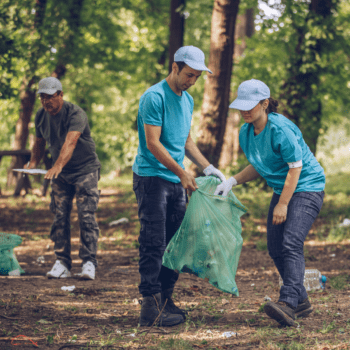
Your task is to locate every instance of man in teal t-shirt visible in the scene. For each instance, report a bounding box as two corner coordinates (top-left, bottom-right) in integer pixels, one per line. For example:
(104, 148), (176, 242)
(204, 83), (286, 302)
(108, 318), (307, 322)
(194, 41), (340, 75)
(132, 46), (226, 327)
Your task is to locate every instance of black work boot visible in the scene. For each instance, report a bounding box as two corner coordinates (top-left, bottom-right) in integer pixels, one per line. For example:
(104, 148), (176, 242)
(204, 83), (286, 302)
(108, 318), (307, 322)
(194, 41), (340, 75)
(139, 293), (184, 327)
(161, 288), (187, 319)
(264, 301), (296, 327)
(295, 298), (313, 318)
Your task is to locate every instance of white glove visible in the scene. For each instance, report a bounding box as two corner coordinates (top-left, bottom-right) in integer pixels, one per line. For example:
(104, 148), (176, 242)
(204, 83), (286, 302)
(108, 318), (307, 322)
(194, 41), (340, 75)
(214, 176), (237, 196)
(203, 164), (226, 182)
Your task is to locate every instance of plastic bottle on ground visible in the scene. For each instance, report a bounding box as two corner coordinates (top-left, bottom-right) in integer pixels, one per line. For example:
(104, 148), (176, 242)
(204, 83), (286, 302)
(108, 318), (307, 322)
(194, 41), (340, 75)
(279, 269), (327, 291)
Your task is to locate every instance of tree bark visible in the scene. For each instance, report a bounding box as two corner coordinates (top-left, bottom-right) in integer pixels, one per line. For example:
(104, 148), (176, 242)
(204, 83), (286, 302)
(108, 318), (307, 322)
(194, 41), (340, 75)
(168, 0), (185, 73)
(219, 111), (241, 168)
(218, 8), (255, 169)
(190, 0), (240, 178)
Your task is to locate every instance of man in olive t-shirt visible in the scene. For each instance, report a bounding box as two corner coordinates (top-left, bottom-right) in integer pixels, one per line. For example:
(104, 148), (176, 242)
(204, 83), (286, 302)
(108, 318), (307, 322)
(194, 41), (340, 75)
(27, 77), (101, 280)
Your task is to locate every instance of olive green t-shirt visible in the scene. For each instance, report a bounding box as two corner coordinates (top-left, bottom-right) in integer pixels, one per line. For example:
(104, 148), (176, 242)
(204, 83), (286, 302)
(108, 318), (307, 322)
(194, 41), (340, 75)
(35, 101), (100, 179)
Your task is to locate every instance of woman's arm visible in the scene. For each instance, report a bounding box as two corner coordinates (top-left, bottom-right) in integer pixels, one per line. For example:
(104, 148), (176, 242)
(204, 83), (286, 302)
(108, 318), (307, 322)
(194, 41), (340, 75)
(273, 167), (302, 225)
(233, 164), (261, 185)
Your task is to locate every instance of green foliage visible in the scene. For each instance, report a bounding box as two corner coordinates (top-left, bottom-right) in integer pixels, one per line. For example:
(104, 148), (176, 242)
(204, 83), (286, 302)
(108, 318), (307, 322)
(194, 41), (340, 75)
(255, 239), (268, 251)
(233, 0), (350, 154)
(329, 274), (350, 291)
(325, 172), (350, 195)
(1, 0), (350, 173)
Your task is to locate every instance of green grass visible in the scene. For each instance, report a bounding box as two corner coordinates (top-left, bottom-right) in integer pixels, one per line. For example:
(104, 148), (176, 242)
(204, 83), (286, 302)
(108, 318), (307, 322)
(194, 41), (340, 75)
(325, 172), (350, 196)
(329, 274), (350, 290)
(256, 239), (268, 251)
(150, 338), (193, 350)
(98, 169), (133, 189)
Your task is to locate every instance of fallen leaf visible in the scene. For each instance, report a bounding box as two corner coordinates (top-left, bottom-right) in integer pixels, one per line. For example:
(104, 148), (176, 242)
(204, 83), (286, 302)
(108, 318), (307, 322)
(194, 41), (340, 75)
(122, 311), (128, 316)
(38, 319), (52, 324)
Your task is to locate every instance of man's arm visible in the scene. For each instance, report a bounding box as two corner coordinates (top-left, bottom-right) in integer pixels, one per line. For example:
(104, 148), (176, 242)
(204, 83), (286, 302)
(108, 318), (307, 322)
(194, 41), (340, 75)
(27, 137), (46, 168)
(184, 133), (210, 171)
(44, 131), (81, 180)
(145, 124), (198, 191)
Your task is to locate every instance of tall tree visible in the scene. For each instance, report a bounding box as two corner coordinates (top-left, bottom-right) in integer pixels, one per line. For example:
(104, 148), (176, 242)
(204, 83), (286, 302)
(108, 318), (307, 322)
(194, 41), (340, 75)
(219, 7), (255, 169)
(168, 0), (185, 73)
(190, 0), (240, 176)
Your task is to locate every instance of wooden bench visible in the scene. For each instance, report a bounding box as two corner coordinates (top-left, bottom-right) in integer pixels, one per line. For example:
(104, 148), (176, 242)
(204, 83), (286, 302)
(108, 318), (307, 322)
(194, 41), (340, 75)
(0, 150), (51, 196)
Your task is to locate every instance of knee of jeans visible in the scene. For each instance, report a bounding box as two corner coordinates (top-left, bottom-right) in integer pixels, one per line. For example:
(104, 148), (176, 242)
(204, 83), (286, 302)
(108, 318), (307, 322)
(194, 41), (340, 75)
(281, 236), (304, 256)
(139, 219), (166, 247)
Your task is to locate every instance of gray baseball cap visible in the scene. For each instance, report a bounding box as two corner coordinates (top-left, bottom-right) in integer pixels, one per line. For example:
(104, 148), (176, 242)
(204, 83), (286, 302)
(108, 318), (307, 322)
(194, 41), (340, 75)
(174, 46), (212, 74)
(37, 77), (62, 95)
(229, 79), (270, 111)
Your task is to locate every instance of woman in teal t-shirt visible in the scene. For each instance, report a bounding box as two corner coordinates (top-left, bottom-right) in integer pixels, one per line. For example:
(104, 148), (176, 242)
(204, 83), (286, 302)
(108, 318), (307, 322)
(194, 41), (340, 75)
(215, 79), (325, 327)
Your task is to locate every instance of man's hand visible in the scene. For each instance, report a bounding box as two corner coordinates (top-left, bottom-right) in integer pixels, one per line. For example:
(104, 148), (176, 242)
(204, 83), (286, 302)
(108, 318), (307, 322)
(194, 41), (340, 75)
(24, 161), (37, 170)
(203, 164), (226, 182)
(272, 202), (288, 225)
(44, 164), (63, 180)
(214, 176), (237, 196)
(180, 171), (198, 195)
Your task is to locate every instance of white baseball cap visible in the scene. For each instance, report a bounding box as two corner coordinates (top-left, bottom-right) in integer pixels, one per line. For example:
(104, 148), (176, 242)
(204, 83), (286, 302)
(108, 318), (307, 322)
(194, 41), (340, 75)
(174, 46), (212, 74)
(229, 79), (270, 111)
(37, 77), (63, 95)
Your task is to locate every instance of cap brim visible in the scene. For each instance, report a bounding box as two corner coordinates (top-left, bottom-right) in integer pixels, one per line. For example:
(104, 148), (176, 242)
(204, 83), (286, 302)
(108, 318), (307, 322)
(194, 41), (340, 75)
(184, 60), (213, 74)
(37, 88), (58, 95)
(229, 99), (260, 111)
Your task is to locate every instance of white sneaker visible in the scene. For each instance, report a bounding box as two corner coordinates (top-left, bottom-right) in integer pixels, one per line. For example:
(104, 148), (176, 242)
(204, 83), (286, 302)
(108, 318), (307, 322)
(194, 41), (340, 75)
(79, 261), (95, 280)
(47, 260), (71, 279)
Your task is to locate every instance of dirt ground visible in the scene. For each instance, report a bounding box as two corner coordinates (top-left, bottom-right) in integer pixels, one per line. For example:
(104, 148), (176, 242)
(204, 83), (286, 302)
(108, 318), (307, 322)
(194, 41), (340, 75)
(1, 186), (350, 350)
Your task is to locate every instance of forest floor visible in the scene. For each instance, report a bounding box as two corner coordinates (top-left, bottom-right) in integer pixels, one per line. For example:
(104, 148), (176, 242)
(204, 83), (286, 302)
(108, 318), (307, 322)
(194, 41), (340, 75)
(1, 173), (350, 350)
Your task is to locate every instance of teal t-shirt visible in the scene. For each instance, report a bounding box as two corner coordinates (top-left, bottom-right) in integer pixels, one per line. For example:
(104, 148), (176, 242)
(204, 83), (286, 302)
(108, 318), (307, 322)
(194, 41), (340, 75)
(239, 113), (325, 194)
(132, 79), (194, 183)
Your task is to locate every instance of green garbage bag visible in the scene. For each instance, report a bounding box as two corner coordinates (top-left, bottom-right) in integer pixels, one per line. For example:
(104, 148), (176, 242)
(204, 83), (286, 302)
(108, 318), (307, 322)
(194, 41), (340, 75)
(162, 176), (247, 296)
(0, 232), (25, 275)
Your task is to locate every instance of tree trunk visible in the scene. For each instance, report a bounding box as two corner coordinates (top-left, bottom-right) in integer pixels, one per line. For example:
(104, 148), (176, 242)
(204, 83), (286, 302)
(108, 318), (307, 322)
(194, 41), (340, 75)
(168, 0), (185, 73)
(191, 0), (240, 178)
(208, 3), (254, 172)
(219, 111), (240, 168)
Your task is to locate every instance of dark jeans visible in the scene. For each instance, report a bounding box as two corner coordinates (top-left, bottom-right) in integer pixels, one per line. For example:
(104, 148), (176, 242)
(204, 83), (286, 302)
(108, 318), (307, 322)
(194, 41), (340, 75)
(50, 170), (100, 269)
(133, 172), (187, 297)
(267, 191), (324, 308)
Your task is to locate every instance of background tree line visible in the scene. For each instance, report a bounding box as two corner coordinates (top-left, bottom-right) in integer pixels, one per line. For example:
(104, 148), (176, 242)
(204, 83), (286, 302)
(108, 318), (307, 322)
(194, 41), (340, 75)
(1, 0), (350, 191)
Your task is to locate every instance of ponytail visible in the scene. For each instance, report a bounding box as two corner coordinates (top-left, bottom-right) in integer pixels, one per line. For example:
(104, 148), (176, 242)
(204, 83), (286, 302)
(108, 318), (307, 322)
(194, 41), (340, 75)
(260, 97), (279, 114)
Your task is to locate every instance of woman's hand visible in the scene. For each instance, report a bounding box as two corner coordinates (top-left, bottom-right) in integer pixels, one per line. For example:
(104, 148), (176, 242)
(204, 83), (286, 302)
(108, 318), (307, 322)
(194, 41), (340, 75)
(272, 202), (288, 225)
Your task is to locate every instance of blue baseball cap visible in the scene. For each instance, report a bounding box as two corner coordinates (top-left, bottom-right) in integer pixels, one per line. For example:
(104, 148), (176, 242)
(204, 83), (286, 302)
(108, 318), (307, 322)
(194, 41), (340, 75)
(174, 46), (212, 74)
(229, 79), (270, 111)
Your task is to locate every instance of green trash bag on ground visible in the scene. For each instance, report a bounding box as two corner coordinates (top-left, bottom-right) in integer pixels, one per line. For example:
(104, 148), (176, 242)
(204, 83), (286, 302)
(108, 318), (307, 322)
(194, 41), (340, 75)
(162, 176), (247, 296)
(0, 232), (25, 275)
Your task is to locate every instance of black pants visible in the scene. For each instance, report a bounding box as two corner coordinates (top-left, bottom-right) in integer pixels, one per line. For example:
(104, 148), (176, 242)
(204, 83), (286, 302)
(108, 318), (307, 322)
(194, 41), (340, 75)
(133, 172), (187, 297)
